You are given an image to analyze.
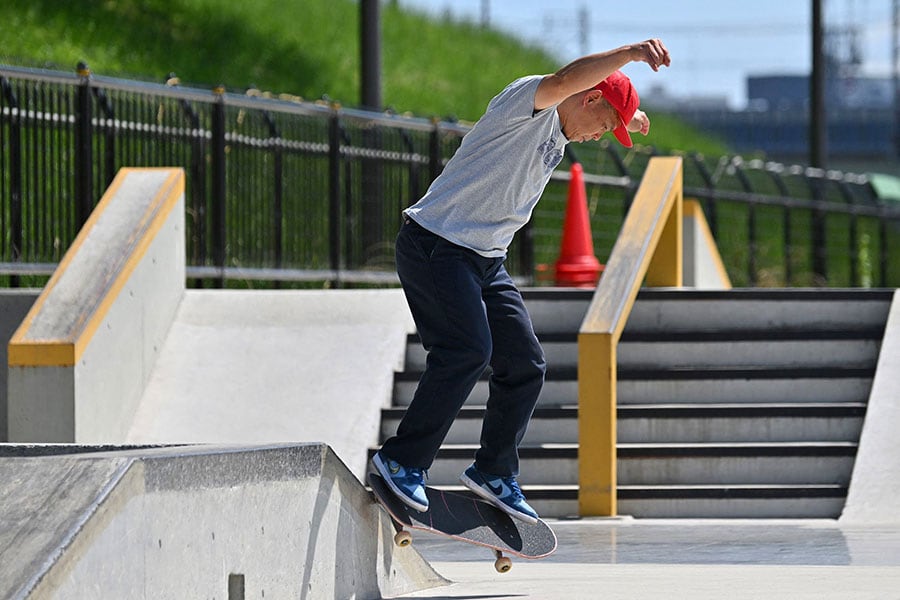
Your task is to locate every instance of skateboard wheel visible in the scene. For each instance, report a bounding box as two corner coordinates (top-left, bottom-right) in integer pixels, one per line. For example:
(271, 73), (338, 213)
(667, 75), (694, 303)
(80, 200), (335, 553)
(494, 556), (512, 573)
(394, 530), (412, 547)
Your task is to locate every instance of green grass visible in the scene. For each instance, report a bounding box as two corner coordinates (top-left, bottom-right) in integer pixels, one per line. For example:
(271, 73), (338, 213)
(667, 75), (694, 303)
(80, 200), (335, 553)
(0, 0), (721, 148)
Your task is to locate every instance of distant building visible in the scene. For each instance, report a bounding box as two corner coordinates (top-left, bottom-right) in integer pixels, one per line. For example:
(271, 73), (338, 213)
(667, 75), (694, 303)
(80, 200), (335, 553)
(746, 74), (893, 112)
(641, 84), (731, 112)
(669, 74), (895, 161)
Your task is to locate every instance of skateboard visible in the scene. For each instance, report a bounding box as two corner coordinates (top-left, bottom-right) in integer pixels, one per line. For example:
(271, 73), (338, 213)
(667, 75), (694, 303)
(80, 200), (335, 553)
(368, 472), (557, 573)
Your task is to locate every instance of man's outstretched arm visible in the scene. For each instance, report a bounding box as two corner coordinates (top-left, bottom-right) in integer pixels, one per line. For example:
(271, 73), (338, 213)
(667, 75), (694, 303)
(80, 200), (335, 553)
(534, 39), (670, 111)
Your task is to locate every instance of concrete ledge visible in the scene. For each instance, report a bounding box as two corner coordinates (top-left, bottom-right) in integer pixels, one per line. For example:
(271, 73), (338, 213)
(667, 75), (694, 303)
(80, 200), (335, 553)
(683, 199), (731, 290)
(0, 443), (445, 599)
(7, 168), (185, 442)
(841, 288), (900, 524)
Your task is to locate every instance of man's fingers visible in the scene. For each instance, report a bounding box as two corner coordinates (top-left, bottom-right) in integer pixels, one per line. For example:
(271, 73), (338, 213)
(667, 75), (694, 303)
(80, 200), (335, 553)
(642, 38), (671, 70)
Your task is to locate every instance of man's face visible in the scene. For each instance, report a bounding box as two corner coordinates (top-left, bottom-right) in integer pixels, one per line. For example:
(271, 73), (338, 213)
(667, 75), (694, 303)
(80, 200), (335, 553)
(564, 94), (623, 144)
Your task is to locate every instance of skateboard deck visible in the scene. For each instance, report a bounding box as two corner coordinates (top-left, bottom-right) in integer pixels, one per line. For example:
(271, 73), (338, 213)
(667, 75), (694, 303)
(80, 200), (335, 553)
(368, 472), (557, 572)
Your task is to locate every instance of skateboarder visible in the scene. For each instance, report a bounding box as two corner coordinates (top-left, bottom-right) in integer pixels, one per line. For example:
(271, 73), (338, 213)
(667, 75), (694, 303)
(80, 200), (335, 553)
(373, 39), (671, 523)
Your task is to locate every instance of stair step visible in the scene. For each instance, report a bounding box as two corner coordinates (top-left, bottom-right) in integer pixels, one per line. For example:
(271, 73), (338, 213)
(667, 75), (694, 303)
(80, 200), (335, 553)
(405, 334), (882, 370)
(424, 482), (845, 499)
(617, 483), (847, 499)
(407, 328), (885, 345)
(405, 443), (857, 487)
(618, 366), (875, 380)
(382, 288), (890, 518)
(380, 403), (866, 445)
(626, 289), (893, 333)
(420, 483), (847, 519)
(395, 365), (874, 382)
(393, 366), (873, 406)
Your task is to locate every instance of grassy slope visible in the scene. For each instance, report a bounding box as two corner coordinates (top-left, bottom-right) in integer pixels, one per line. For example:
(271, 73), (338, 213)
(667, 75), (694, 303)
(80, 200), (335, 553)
(0, 0), (728, 155)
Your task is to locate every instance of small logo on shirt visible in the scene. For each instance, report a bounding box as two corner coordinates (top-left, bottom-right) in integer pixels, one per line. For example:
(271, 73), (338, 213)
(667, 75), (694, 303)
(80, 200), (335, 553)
(537, 136), (563, 170)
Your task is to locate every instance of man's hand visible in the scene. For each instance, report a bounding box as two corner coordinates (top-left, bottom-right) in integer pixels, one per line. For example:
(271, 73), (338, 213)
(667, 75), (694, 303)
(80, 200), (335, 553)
(627, 110), (650, 136)
(631, 39), (671, 72)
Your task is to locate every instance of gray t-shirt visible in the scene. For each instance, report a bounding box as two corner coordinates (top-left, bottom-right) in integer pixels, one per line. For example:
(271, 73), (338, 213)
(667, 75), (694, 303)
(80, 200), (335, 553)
(404, 75), (568, 258)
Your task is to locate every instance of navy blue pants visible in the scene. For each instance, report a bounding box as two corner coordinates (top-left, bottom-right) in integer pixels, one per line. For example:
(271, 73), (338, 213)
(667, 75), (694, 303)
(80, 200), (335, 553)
(380, 219), (546, 477)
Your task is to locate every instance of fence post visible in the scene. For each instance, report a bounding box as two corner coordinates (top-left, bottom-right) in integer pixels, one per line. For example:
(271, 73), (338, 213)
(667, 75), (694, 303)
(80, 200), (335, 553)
(1, 77), (22, 287)
(808, 171), (828, 285)
(74, 62), (94, 228)
(172, 76), (207, 279)
(764, 166), (794, 286)
(880, 217), (888, 287)
(261, 110), (284, 286)
(211, 84), (227, 288)
(732, 159), (758, 286)
(328, 105), (343, 286)
(690, 153), (718, 237)
(429, 118), (442, 183)
(94, 89), (117, 190)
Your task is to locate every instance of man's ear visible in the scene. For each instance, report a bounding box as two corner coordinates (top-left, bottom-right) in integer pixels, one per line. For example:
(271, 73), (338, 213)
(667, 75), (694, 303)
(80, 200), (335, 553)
(583, 89), (604, 106)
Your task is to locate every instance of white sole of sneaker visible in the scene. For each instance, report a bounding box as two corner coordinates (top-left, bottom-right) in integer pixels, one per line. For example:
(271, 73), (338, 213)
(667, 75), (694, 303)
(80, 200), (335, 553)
(459, 472), (539, 525)
(372, 454), (429, 513)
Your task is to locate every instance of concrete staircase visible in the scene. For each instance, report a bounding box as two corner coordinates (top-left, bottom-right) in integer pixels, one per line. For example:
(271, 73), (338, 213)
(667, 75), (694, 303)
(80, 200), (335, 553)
(377, 289), (892, 518)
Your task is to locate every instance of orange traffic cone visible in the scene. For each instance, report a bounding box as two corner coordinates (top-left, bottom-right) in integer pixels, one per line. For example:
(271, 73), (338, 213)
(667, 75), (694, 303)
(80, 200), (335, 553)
(554, 163), (602, 287)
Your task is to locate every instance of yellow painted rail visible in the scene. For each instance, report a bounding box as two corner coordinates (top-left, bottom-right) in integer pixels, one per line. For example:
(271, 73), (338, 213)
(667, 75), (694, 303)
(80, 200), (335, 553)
(8, 168), (185, 367)
(578, 156), (683, 516)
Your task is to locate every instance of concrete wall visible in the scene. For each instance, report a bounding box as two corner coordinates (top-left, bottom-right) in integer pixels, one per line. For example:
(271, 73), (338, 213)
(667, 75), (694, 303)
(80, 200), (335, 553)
(841, 288), (900, 524)
(0, 290), (39, 442)
(0, 444), (445, 599)
(7, 169), (185, 442)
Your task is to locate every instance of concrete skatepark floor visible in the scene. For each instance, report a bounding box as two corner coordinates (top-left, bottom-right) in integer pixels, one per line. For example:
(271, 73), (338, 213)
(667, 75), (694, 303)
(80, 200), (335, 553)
(398, 518), (900, 599)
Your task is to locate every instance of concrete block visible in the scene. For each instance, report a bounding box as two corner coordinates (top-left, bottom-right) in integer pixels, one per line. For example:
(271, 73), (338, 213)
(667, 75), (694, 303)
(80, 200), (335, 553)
(0, 443), (445, 599)
(7, 169), (185, 442)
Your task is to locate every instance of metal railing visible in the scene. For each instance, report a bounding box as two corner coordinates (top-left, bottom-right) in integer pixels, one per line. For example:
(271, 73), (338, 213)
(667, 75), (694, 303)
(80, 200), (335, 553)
(2, 63), (900, 289)
(0, 63), (474, 288)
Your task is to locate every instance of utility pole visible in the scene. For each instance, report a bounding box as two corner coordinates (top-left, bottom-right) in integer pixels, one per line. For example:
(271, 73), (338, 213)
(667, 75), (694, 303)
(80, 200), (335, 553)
(893, 0), (900, 157)
(360, 0), (381, 110)
(360, 0), (384, 273)
(810, 0), (827, 284)
(810, 0), (827, 169)
(578, 5), (589, 56)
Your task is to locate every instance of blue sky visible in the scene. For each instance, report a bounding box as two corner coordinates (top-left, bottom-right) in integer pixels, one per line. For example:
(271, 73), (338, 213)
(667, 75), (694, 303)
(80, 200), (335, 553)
(396, 0), (894, 109)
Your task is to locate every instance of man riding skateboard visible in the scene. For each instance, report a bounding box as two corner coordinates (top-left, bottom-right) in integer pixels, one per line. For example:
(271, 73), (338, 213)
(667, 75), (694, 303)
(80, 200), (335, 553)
(373, 39), (671, 524)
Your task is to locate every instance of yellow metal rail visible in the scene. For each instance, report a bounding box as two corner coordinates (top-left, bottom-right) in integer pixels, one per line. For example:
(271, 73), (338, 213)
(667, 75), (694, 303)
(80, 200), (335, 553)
(578, 156), (683, 516)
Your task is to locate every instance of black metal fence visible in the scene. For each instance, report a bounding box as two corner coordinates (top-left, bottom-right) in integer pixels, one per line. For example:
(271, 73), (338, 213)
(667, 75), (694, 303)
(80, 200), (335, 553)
(2, 63), (900, 289)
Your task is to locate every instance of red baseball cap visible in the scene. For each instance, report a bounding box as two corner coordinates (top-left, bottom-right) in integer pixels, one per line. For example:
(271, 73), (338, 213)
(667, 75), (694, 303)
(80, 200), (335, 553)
(594, 71), (640, 147)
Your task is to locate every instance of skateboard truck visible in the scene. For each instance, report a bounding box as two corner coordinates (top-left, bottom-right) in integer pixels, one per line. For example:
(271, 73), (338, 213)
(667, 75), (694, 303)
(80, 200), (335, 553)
(390, 517), (514, 572)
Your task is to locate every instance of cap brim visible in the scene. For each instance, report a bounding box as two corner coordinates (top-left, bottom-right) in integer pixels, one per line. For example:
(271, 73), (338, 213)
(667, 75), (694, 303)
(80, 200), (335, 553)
(613, 124), (633, 148)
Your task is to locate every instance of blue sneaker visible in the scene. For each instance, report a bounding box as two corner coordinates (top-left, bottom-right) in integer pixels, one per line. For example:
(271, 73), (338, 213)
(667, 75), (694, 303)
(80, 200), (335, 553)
(460, 464), (539, 524)
(372, 452), (429, 512)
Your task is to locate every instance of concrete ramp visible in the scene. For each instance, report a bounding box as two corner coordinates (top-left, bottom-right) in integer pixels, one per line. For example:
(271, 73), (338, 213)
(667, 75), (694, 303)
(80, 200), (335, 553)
(0, 443), (445, 599)
(125, 289), (414, 479)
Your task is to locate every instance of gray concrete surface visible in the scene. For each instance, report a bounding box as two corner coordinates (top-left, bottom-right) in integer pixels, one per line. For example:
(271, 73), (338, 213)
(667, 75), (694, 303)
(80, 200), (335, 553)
(126, 289), (415, 478)
(8, 169), (185, 443)
(0, 290), (39, 441)
(400, 519), (900, 599)
(842, 288), (900, 525)
(0, 443), (445, 599)
(682, 199), (731, 289)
